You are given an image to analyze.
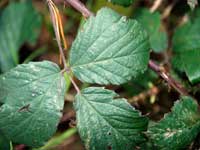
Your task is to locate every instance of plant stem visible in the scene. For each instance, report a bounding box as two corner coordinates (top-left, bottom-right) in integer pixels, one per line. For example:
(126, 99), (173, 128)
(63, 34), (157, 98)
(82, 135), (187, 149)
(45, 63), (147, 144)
(47, 0), (80, 94)
(148, 60), (189, 96)
(150, 0), (163, 13)
(63, 0), (190, 96)
(70, 76), (81, 94)
(64, 0), (94, 17)
(47, 0), (68, 69)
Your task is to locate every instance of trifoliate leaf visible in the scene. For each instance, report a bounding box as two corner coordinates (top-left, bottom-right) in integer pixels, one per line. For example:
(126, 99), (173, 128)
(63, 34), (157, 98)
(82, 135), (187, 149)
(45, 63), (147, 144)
(74, 87), (148, 150)
(172, 15), (200, 84)
(134, 8), (168, 52)
(0, 1), (41, 72)
(108, 0), (134, 7)
(148, 97), (200, 150)
(0, 61), (66, 147)
(70, 8), (149, 85)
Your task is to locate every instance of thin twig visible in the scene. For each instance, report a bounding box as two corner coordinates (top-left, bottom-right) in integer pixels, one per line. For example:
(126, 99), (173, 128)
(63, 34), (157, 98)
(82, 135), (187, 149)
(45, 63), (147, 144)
(47, 0), (81, 94)
(64, 0), (94, 18)
(70, 76), (80, 93)
(148, 60), (189, 96)
(162, 0), (178, 19)
(47, 0), (68, 69)
(150, 0), (163, 13)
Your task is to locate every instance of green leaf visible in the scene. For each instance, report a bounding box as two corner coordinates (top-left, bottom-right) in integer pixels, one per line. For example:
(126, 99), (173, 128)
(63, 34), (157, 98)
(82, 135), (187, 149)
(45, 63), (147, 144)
(74, 87), (148, 150)
(150, 31), (168, 53)
(172, 15), (200, 84)
(148, 97), (200, 150)
(108, 0), (134, 7)
(70, 8), (150, 85)
(0, 61), (66, 147)
(134, 8), (168, 52)
(0, 1), (42, 72)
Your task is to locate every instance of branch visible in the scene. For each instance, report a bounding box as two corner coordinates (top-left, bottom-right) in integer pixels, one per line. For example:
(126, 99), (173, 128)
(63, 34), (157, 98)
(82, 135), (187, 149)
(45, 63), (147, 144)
(148, 60), (189, 96)
(63, 0), (190, 96)
(150, 0), (163, 13)
(64, 0), (93, 18)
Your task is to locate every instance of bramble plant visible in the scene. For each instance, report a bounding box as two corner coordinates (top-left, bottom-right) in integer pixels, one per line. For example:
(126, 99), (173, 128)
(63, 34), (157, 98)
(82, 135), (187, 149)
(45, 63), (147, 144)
(0, 0), (200, 150)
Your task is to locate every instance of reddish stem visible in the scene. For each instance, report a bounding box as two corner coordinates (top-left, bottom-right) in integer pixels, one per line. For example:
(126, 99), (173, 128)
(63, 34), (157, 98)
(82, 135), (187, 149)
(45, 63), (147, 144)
(148, 60), (189, 96)
(64, 0), (93, 17)
(15, 144), (26, 150)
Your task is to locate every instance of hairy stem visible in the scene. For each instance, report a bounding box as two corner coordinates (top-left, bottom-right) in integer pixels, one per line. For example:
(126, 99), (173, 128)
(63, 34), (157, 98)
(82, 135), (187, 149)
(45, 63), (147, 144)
(63, 0), (189, 96)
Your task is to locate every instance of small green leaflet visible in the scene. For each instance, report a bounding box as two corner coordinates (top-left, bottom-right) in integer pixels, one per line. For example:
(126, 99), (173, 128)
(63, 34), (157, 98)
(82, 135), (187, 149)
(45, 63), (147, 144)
(0, 1), (41, 72)
(134, 8), (168, 53)
(108, 0), (134, 7)
(172, 15), (200, 84)
(148, 97), (200, 150)
(70, 8), (150, 85)
(0, 61), (66, 147)
(74, 87), (148, 150)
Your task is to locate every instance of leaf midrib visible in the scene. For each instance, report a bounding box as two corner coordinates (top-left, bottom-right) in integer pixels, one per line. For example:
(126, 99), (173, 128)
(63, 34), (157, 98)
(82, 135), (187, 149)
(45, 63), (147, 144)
(81, 94), (134, 143)
(72, 50), (147, 69)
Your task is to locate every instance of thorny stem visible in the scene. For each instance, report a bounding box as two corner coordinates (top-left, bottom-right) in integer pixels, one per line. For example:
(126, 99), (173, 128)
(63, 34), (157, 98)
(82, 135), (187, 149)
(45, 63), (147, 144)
(63, 0), (190, 96)
(148, 60), (189, 96)
(47, 0), (80, 94)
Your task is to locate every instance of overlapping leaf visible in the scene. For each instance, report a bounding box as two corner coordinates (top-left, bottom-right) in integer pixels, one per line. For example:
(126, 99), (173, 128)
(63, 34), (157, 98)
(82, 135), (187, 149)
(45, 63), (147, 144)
(74, 87), (148, 150)
(134, 8), (168, 52)
(0, 1), (41, 72)
(172, 14), (200, 84)
(70, 8), (149, 85)
(0, 61), (66, 147)
(148, 97), (200, 149)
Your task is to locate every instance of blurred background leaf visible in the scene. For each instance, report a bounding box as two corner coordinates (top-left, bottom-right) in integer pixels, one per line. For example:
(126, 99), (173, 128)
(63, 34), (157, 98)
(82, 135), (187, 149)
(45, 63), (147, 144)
(0, 1), (41, 73)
